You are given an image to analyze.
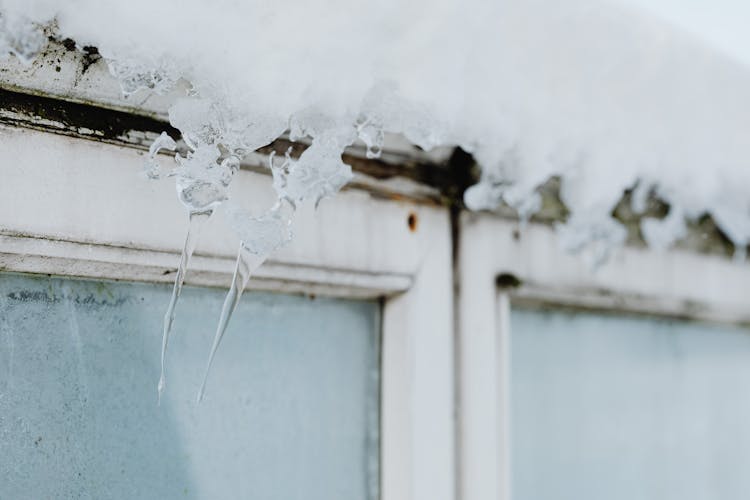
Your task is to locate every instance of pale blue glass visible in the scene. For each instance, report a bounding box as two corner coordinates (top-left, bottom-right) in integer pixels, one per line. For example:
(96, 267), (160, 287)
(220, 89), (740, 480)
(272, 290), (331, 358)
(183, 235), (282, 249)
(0, 273), (380, 500)
(511, 308), (750, 500)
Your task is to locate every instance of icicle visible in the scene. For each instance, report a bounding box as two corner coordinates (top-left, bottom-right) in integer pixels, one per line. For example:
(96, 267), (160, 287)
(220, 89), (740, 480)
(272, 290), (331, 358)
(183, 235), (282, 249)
(194, 125), (355, 402)
(158, 210), (211, 404)
(154, 138), (238, 403)
(197, 202), (294, 401)
(197, 244), (267, 403)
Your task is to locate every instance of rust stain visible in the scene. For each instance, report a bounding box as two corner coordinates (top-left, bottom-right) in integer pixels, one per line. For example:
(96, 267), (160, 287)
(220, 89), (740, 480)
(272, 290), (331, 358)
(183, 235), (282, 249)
(407, 212), (418, 232)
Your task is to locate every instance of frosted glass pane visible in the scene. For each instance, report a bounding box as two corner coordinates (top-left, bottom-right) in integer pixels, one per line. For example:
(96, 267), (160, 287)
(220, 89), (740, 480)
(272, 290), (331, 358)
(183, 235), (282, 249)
(511, 308), (750, 500)
(0, 273), (379, 500)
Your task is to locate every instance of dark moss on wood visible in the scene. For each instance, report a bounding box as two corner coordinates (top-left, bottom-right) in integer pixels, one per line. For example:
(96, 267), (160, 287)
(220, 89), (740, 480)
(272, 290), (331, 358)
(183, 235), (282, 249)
(80, 45), (102, 75)
(60, 38), (77, 52)
(0, 86), (180, 143)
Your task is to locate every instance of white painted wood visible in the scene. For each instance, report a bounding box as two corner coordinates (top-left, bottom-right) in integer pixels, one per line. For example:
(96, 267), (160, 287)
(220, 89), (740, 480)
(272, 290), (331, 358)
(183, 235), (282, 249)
(0, 233), (412, 299)
(458, 228), (502, 500)
(458, 211), (750, 500)
(382, 206), (455, 500)
(495, 291), (512, 500)
(462, 212), (750, 325)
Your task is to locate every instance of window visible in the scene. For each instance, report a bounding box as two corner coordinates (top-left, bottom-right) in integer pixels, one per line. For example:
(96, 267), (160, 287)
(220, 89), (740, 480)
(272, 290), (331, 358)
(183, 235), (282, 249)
(0, 104), (456, 500)
(457, 214), (750, 500)
(511, 307), (750, 500)
(0, 273), (380, 499)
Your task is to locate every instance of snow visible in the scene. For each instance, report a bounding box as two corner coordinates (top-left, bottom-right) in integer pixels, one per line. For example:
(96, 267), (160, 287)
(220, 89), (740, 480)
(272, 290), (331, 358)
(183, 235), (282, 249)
(1, 0), (749, 394)
(622, 0), (750, 67)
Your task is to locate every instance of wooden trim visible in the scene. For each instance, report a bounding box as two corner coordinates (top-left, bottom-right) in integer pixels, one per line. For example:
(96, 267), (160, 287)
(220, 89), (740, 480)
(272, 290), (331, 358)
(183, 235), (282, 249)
(0, 233), (413, 299)
(382, 208), (456, 500)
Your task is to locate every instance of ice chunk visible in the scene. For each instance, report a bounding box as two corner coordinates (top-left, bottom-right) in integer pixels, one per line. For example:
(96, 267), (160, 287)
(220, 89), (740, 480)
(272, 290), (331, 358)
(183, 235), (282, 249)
(271, 139), (353, 209)
(106, 58), (178, 97)
(227, 203), (293, 257)
(355, 117), (384, 160)
(464, 182), (506, 212)
(641, 205), (687, 251)
(143, 132), (177, 180)
(168, 99), (225, 150)
(169, 97), (285, 155)
(557, 214), (628, 269)
(173, 146), (236, 214)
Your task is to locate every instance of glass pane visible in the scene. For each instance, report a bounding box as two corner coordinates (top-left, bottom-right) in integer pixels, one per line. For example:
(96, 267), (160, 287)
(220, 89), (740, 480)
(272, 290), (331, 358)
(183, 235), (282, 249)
(0, 273), (380, 500)
(511, 307), (750, 500)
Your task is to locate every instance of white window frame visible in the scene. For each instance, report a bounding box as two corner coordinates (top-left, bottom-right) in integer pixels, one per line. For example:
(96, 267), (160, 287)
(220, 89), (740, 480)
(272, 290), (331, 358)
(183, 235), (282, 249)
(0, 123), (455, 500)
(457, 211), (750, 500)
